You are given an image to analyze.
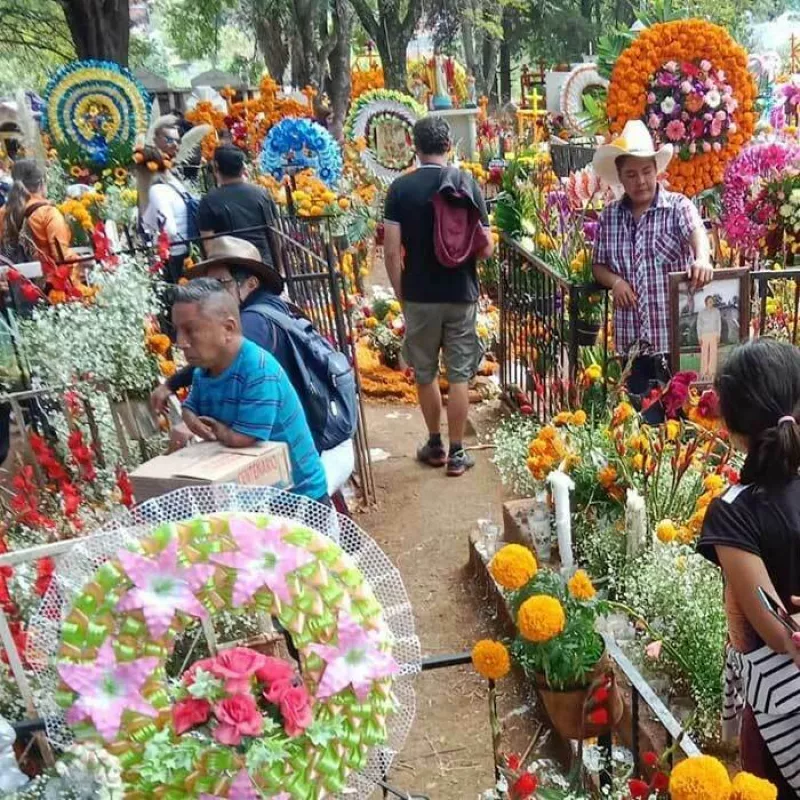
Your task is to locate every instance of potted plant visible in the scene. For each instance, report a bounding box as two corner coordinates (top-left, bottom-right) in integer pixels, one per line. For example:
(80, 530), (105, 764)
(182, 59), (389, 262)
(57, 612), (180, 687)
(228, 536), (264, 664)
(487, 544), (622, 740)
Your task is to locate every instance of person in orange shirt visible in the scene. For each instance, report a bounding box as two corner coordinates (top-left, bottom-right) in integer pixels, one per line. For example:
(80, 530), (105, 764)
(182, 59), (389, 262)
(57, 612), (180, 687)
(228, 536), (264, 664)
(0, 159), (74, 265)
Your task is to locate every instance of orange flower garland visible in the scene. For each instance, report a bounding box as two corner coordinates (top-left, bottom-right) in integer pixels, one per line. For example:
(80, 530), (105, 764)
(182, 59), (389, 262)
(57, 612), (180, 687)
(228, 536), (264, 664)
(606, 19), (756, 196)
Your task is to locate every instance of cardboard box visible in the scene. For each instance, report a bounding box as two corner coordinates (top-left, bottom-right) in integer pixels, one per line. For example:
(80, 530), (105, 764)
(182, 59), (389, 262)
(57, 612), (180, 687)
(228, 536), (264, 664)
(130, 441), (292, 503)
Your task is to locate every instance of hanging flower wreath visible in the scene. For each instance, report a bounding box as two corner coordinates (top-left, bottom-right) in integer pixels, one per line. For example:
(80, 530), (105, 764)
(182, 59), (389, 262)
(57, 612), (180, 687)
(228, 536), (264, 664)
(344, 89), (426, 184)
(54, 514), (399, 798)
(720, 141), (800, 253)
(260, 118), (342, 187)
(42, 59), (150, 167)
(559, 64), (609, 137)
(606, 20), (756, 196)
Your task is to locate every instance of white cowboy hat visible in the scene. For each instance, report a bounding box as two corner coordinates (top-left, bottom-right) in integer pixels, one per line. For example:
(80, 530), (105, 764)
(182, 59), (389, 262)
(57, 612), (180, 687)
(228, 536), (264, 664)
(592, 120), (673, 187)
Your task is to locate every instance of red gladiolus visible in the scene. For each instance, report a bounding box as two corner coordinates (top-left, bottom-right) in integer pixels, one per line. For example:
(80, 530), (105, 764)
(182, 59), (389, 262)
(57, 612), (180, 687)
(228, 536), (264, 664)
(116, 470), (134, 507)
(506, 753), (522, 771)
(642, 751), (658, 768)
(62, 483), (82, 518)
(628, 778), (651, 798)
(591, 684), (610, 704)
(587, 707), (609, 726)
(652, 771), (669, 791)
(510, 772), (538, 798)
(20, 282), (41, 302)
(34, 558), (55, 597)
(5, 268), (22, 283)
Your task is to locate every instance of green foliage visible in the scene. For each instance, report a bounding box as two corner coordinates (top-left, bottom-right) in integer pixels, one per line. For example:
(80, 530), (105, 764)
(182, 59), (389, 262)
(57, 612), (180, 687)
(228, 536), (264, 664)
(492, 414), (540, 496)
(510, 570), (606, 690)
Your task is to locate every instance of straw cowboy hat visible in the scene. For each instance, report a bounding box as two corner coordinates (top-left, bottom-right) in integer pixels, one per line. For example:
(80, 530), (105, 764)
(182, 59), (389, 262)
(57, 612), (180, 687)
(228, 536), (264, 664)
(592, 120), (673, 187)
(189, 236), (284, 295)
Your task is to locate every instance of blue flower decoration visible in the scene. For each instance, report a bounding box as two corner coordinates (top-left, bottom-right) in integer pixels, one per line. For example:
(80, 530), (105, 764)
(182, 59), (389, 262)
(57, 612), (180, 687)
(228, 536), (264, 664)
(260, 118), (342, 187)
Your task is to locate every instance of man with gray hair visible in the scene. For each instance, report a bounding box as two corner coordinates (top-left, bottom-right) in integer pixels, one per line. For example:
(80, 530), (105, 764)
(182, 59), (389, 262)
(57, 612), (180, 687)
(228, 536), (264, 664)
(171, 278), (329, 503)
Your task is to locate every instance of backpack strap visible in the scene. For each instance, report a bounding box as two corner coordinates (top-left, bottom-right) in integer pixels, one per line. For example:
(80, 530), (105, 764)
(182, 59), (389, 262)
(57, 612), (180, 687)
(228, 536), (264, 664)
(23, 201), (50, 219)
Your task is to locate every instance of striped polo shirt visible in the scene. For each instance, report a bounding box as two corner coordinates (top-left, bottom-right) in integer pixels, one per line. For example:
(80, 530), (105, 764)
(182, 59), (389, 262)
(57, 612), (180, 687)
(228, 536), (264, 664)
(184, 338), (327, 500)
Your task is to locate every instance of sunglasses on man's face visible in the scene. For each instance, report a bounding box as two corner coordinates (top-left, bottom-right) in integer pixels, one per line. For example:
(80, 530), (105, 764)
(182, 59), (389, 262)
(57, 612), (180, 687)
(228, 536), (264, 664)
(161, 135), (180, 145)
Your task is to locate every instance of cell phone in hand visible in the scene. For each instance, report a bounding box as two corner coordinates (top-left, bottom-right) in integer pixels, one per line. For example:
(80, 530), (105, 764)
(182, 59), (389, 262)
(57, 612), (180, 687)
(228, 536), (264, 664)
(757, 586), (800, 634)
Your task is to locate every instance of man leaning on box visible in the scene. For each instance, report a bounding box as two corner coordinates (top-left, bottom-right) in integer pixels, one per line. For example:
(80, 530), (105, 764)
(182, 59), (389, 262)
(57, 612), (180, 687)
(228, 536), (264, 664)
(171, 278), (329, 504)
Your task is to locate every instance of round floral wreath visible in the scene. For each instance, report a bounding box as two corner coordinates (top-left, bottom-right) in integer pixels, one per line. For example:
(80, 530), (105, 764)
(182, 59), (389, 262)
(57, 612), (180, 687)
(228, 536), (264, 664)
(606, 19), (756, 196)
(344, 90), (426, 184)
(55, 514), (398, 798)
(260, 118), (343, 187)
(721, 141), (800, 253)
(559, 64), (609, 137)
(42, 59), (151, 165)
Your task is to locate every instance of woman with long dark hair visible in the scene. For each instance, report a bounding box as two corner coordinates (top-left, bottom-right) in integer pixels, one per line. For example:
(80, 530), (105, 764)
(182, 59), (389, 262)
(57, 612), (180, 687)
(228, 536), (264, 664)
(0, 159), (74, 264)
(698, 338), (800, 799)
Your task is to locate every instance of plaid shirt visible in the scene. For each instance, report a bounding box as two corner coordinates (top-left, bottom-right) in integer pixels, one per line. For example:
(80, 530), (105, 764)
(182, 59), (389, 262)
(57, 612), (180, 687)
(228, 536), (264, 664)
(593, 188), (700, 355)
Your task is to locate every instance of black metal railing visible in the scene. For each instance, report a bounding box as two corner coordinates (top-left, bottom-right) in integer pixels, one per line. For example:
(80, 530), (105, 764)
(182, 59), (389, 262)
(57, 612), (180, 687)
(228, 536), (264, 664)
(498, 235), (609, 420)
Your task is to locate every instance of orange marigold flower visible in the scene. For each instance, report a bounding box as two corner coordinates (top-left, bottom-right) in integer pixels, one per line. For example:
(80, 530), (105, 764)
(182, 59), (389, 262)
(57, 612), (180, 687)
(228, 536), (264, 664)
(490, 544), (538, 590)
(471, 640), (511, 681)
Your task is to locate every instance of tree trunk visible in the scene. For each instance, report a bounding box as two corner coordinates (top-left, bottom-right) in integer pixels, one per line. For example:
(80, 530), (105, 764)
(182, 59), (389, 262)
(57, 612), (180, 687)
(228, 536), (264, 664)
(291, 0), (320, 88)
(500, 11), (512, 104)
(254, 11), (289, 82)
(326, 0), (352, 140)
(59, 0), (130, 64)
(372, 28), (410, 91)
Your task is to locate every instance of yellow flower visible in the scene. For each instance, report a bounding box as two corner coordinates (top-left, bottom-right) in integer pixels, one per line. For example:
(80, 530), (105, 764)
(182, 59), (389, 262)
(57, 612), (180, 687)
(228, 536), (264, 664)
(364, 317), (378, 329)
(471, 640), (511, 680)
(666, 420), (681, 442)
(729, 771), (778, 800)
(554, 411), (572, 426)
(518, 595), (566, 643)
(585, 364), (602, 382)
(69, 165), (82, 177)
(656, 519), (677, 544)
(611, 401), (635, 427)
(529, 439), (547, 455)
(678, 526), (694, 544)
(539, 426), (556, 442)
(571, 410), (587, 427)
(668, 755), (731, 800)
(632, 453), (645, 471)
(489, 544), (538, 590)
(703, 474), (725, 493)
(695, 492), (713, 510)
(389, 300), (401, 313)
(567, 569), (596, 601)
(158, 359), (177, 377)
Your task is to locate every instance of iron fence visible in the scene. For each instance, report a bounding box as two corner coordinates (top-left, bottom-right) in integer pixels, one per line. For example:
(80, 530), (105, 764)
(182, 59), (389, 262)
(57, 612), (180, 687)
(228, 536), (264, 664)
(498, 235), (609, 420)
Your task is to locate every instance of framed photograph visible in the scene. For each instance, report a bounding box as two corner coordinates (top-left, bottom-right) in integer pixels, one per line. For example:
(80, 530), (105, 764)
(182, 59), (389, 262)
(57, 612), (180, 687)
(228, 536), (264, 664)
(669, 268), (750, 386)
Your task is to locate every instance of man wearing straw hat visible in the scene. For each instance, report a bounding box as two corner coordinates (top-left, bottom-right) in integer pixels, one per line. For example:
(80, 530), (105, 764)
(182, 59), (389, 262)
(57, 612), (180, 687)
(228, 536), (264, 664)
(591, 120), (713, 407)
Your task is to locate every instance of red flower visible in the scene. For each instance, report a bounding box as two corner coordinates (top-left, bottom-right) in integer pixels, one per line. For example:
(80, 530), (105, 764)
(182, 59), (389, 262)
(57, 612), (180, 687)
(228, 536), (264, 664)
(652, 771), (669, 791)
(661, 371), (696, 418)
(587, 707), (609, 726)
(62, 483), (82, 518)
(698, 389), (720, 419)
(207, 647), (267, 693)
(34, 558), (55, 597)
(255, 656), (295, 686)
(172, 697), (211, 734)
(5, 268), (22, 283)
(505, 753), (522, 772)
(264, 677), (294, 705)
(510, 772), (538, 798)
(212, 694), (264, 745)
(591, 684), (610, 704)
(19, 282), (40, 303)
(183, 657), (216, 685)
(278, 684), (313, 737)
(642, 751), (659, 768)
(116, 470), (134, 507)
(628, 778), (651, 798)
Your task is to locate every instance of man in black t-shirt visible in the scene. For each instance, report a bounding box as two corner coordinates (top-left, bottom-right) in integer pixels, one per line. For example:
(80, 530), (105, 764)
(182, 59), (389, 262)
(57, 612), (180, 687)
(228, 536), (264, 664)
(198, 145), (279, 265)
(383, 116), (493, 477)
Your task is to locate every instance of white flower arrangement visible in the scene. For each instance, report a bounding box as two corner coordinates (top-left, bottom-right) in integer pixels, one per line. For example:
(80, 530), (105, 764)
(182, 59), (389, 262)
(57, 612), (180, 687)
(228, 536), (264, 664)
(18, 255), (163, 401)
(493, 414), (540, 496)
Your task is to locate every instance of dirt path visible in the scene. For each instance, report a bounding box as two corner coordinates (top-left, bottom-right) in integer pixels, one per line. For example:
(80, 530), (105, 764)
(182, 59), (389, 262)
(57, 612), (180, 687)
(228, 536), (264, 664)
(359, 401), (538, 799)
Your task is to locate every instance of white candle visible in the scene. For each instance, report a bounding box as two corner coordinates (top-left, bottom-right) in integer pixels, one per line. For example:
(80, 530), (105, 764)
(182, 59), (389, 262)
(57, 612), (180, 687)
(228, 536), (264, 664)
(547, 470), (575, 571)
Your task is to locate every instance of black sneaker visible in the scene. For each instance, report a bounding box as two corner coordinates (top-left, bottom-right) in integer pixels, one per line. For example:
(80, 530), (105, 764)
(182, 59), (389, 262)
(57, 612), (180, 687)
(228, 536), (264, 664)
(446, 449), (475, 477)
(417, 441), (447, 467)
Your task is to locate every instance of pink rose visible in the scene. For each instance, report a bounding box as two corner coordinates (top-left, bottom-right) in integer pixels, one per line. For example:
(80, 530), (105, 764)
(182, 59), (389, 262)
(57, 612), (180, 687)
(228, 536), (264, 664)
(213, 694), (264, 745)
(255, 656), (295, 686)
(647, 92), (656, 104)
(279, 685), (313, 737)
(208, 647), (267, 693)
(647, 113), (661, 130)
(172, 697), (211, 734)
(710, 119), (722, 137)
(264, 677), (295, 705)
(183, 657), (217, 686)
(713, 141), (721, 152)
(702, 141), (712, 153)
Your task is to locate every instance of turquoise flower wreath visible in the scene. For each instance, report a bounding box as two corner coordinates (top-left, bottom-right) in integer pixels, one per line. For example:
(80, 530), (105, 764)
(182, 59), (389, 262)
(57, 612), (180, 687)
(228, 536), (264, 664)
(260, 118), (342, 187)
(42, 59), (150, 166)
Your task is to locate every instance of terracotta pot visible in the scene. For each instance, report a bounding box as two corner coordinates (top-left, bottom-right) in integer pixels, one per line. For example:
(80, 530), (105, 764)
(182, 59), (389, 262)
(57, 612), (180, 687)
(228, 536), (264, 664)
(535, 654), (623, 740)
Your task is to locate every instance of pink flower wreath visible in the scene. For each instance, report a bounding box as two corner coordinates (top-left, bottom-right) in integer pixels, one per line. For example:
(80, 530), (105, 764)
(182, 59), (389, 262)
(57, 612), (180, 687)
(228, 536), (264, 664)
(721, 141), (800, 254)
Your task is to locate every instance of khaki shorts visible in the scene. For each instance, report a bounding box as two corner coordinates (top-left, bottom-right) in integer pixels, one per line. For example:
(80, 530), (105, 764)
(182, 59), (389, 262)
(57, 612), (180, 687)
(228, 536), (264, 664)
(402, 301), (483, 385)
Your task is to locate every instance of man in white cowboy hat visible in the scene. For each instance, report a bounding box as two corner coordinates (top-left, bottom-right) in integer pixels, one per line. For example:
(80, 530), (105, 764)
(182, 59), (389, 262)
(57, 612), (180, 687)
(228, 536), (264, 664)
(591, 119), (712, 408)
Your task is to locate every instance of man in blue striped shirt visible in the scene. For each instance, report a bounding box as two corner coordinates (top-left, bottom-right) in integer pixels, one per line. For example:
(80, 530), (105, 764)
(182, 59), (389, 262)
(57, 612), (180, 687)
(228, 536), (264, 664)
(172, 279), (328, 503)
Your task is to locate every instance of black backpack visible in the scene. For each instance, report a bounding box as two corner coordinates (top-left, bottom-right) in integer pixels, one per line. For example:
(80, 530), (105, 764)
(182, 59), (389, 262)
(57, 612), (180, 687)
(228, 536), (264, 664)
(248, 303), (358, 452)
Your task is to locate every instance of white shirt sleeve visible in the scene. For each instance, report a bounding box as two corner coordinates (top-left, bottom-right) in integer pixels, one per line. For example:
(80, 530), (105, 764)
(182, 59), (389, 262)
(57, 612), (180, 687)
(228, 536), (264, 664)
(143, 183), (178, 239)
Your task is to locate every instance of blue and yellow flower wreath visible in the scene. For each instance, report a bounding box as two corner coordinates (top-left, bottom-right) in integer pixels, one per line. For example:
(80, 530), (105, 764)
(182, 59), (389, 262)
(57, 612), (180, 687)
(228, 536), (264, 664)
(260, 118), (342, 187)
(42, 60), (150, 166)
